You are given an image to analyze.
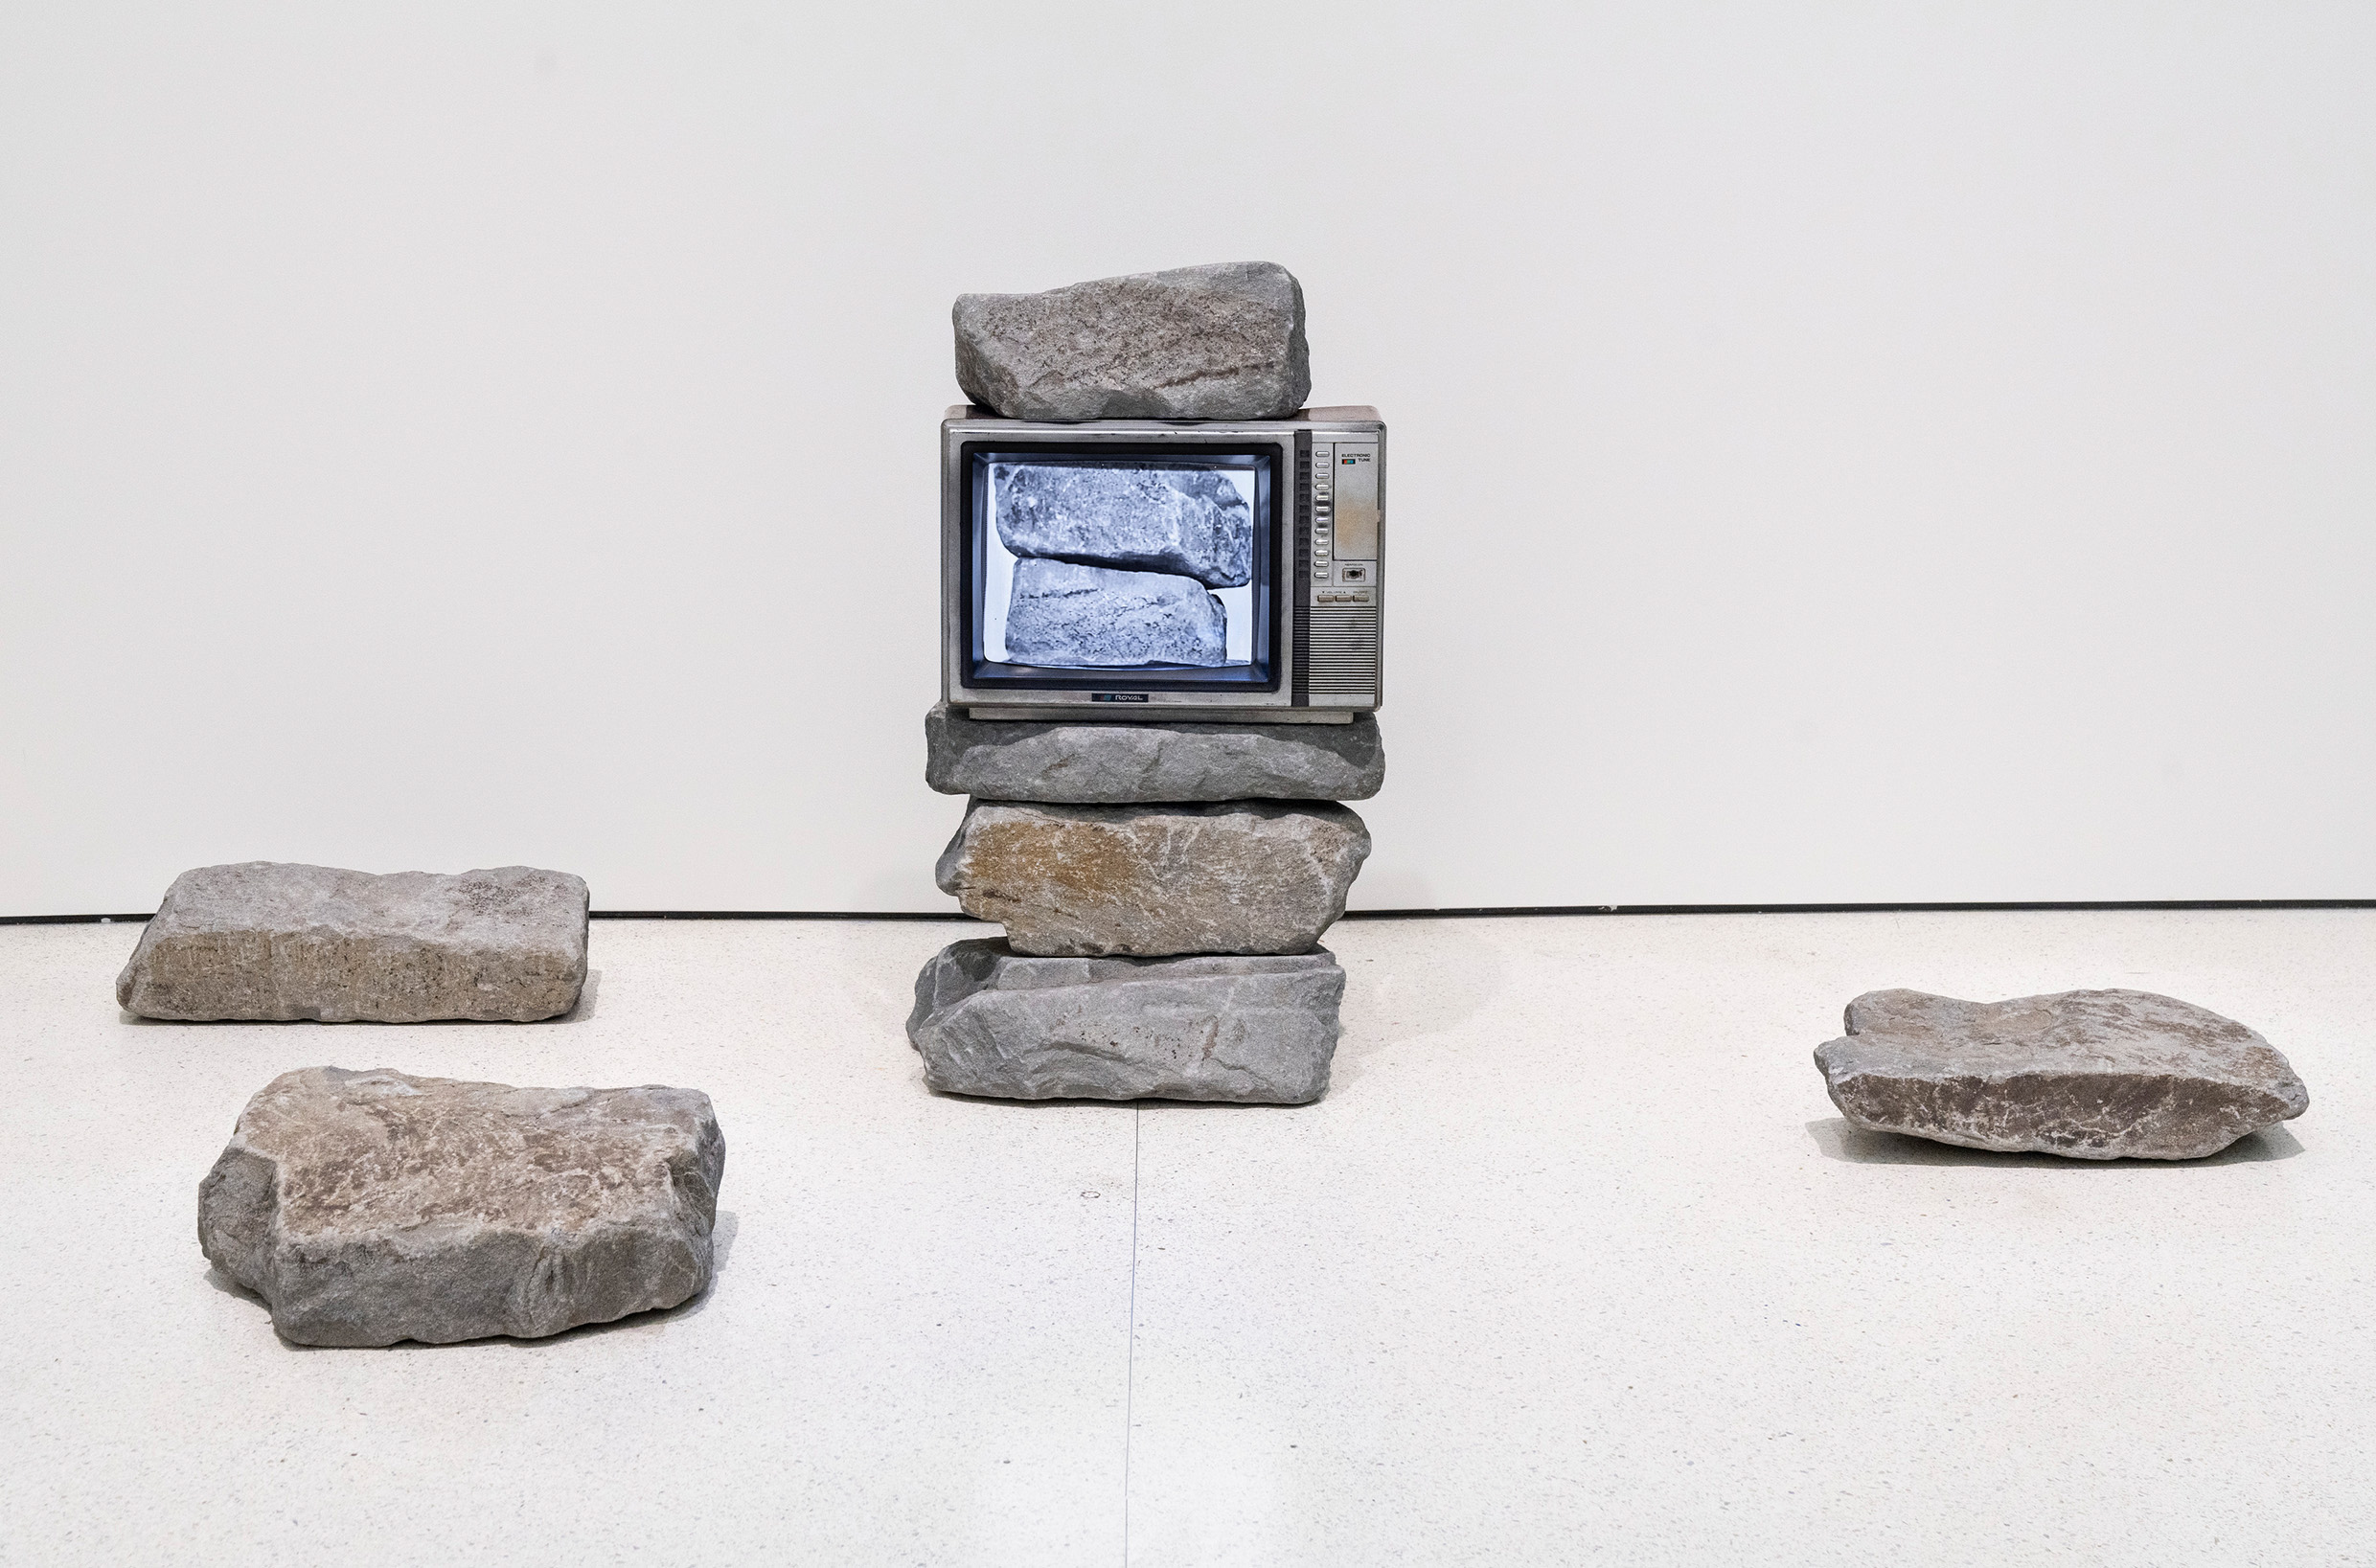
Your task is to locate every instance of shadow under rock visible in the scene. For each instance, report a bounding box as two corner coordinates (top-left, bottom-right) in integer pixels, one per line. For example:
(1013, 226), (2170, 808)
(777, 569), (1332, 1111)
(201, 1208), (739, 1351)
(1806, 1117), (2305, 1168)
(925, 1087), (1147, 1108)
(923, 1075), (1319, 1112)
(122, 969), (601, 1027)
(202, 1264), (271, 1307)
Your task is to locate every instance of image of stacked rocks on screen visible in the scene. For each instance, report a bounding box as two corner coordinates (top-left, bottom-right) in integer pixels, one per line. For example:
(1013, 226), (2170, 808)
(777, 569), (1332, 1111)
(993, 464), (1253, 669)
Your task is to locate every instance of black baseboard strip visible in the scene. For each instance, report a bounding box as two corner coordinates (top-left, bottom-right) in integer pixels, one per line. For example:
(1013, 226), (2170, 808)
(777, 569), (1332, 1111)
(0, 913), (156, 925)
(7, 898), (2369, 927)
(1344, 898), (2376, 918)
(590, 910), (983, 921)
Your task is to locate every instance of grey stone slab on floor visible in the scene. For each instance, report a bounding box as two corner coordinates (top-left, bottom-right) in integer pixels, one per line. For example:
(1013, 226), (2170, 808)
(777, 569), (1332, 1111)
(954, 261), (1311, 422)
(199, 1066), (725, 1347)
(1814, 988), (2311, 1159)
(936, 799), (1370, 957)
(993, 463), (1253, 587)
(2, 919), (1142, 1566)
(909, 939), (1343, 1103)
(116, 861), (588, 1022)
(925, 704), (1383, 804)
(1003, 558), (1227, 669)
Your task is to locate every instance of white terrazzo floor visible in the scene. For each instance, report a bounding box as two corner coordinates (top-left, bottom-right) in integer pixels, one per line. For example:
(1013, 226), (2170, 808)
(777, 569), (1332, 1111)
(2, 909), (2371, 1567)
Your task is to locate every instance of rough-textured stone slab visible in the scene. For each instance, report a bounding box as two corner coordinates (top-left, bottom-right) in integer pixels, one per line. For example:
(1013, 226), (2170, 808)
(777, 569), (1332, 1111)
(1004, 558), (1226, 669)
(1815, 989), (2310, 1160)
(925, 704), (1383, 804)
(909, 939), (1344, 1103)
(954, 261), (1311, 422)
(936, 799), (1369, 957)
(117, 862), (588, 1022)
(199, 1067), (725, 1346)
(993, 463), (1253, 587)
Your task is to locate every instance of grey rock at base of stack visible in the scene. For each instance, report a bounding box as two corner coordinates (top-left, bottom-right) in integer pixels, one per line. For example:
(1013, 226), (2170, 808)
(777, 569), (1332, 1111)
(1004, 558), (1226, 669)
(936, 799), (1369, 957)
(117, 862), (588, 1022)
(992, 463), (1253, 587)
(925, 703), (1383, 804)
(909, 939), (1344, 1103)
(1814, 988), (2311, 1160)
(198, 1067), (726, 1347)
(954, 261), (1311, 422)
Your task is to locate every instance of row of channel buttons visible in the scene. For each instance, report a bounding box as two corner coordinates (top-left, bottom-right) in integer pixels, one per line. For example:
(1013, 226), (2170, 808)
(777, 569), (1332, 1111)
(1314, 443), (1335, 566)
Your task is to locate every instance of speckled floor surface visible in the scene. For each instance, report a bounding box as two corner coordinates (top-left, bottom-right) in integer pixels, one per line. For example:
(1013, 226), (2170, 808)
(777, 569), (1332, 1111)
(3, 910), (2369, 1566)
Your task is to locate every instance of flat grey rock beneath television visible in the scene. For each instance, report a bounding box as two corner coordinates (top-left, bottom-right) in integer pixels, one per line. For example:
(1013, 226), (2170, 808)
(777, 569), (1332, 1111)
(1004, 558), (1226, 669)
(1814, 988), (2311, 1160)
(908, 940), (1344, 1103)
(993, 463), (1253, 587)
(117, 862), (588, 1022)
(936, 799), (1369, 958)
(198, 1067), (726, 1346)
(925, 704), (1382, 803)
(953, 261), (1311, 422)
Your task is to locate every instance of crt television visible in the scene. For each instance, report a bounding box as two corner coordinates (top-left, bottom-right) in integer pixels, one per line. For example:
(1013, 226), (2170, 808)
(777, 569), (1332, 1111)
(941, 405), (1384, 723)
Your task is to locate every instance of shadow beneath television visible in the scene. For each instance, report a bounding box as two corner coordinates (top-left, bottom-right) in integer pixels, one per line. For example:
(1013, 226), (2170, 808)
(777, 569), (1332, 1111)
(1805, 1117), (2304, 1167)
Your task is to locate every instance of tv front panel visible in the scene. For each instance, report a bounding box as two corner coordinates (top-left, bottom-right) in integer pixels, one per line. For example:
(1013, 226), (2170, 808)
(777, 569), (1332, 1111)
(942, 407), (1383, 723)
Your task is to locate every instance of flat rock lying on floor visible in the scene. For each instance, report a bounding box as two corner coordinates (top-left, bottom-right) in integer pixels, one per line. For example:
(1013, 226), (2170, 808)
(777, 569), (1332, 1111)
(993, 463), (1253, 587)
(1003, 558), (1227, 669)
(1814, 988), (2310, 1160)
(117, 862), (588, 1022)
(199, 1067), (725, 1346)
(936, 799), (1369, 957)
(925, 704), (1383, 804)
(909, 939), (1344, 1103)
(954, 261), (1311, 422)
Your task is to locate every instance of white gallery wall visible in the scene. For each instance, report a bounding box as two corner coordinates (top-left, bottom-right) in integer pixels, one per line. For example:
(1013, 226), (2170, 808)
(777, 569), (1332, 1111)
(4, 2), (2371, 913)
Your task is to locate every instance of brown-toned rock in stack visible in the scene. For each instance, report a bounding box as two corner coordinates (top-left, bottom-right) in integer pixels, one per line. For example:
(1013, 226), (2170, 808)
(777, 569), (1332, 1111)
(908, 707), (1378, 1103)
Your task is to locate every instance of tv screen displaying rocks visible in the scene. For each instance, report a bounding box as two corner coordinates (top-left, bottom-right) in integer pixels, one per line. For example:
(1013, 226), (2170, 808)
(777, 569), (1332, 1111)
(979, 458), (1259, 670)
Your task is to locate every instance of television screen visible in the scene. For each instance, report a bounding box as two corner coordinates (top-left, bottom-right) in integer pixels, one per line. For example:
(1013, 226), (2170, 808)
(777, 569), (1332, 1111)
(967, 449), (1277, 687)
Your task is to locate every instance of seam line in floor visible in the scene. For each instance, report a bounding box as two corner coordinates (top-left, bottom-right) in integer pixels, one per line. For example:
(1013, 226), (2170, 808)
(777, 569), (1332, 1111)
(1123, 1102), (1141, 1566)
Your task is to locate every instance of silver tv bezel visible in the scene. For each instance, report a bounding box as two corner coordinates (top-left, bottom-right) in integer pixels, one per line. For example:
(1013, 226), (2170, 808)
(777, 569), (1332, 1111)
(941, 405), (1383, 724)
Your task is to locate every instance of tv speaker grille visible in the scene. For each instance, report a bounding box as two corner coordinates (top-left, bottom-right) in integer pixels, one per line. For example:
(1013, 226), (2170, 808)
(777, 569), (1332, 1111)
(1304, 606), (1380, 697)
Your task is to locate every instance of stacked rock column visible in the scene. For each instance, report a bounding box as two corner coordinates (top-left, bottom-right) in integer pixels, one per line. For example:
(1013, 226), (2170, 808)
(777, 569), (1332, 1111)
(907, 706), (1382, 1103)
